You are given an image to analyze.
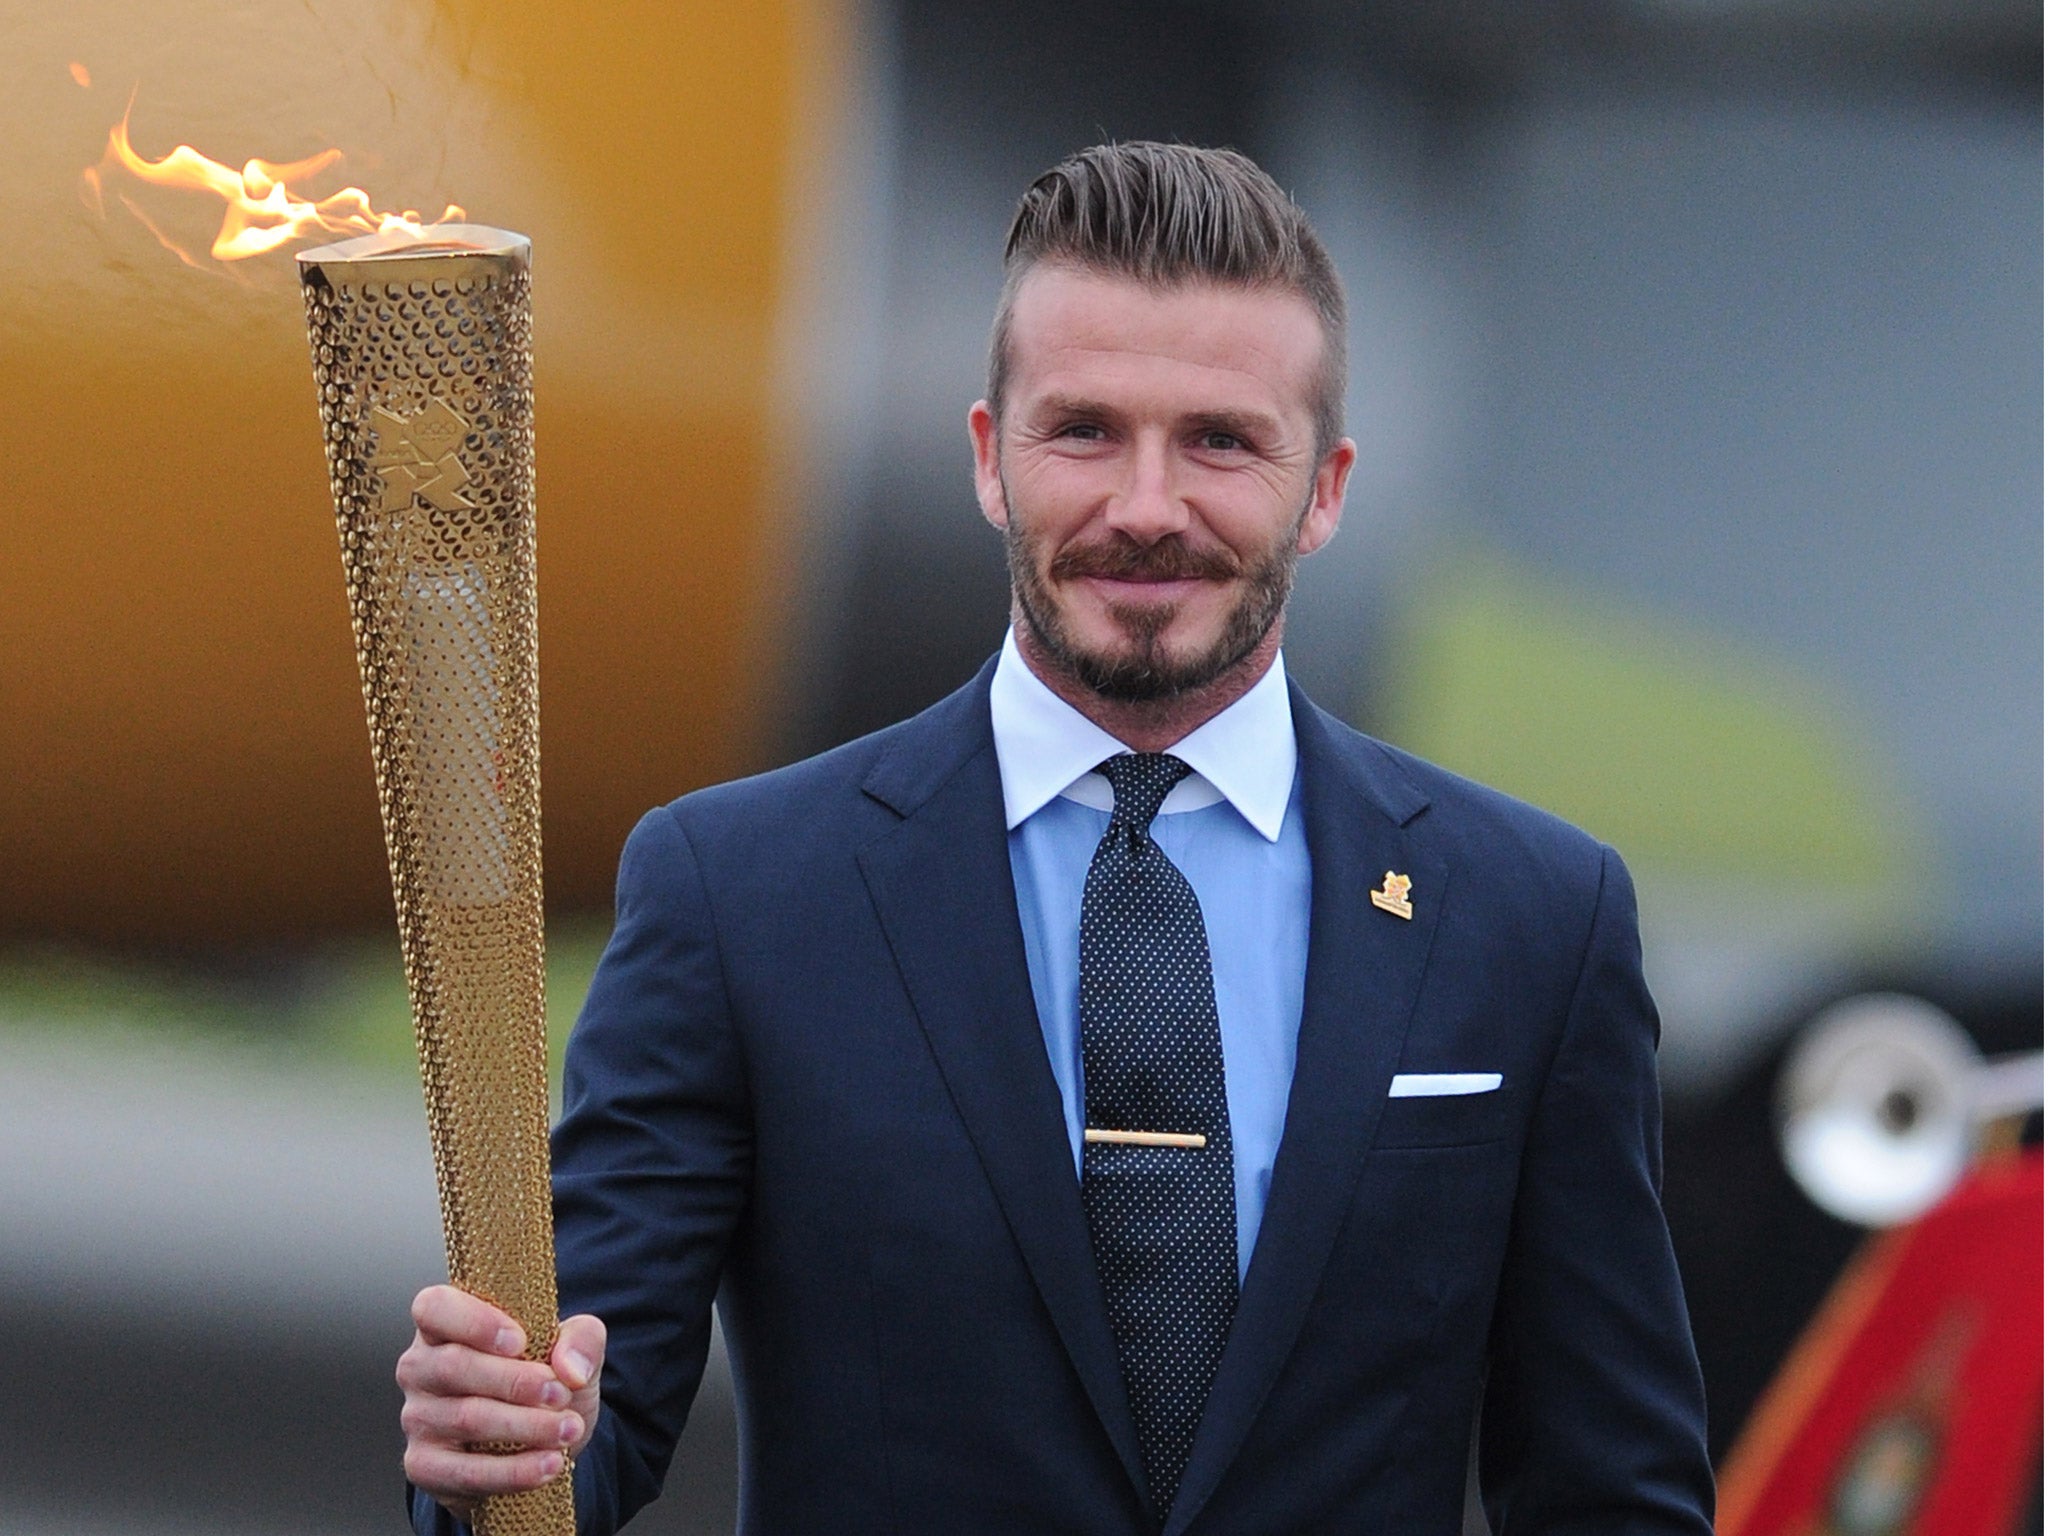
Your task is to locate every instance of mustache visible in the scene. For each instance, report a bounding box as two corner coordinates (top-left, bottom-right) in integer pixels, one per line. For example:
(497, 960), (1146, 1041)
(1045, 537), (1243, 584)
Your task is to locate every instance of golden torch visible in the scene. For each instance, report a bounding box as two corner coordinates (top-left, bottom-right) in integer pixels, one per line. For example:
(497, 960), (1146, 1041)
(85, 107), (571, 1533)
(299, 225), (570, 1536)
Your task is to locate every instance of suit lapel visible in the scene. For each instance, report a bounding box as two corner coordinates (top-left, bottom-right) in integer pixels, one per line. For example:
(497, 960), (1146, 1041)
(854, 667), (1152, 1504)
(1165, 692), (1451, 1536)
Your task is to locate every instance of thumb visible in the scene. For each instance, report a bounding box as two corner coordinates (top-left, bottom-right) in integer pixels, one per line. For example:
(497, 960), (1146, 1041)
(552, 1313), (607, 1458)
(552, 1313), (607, 1395)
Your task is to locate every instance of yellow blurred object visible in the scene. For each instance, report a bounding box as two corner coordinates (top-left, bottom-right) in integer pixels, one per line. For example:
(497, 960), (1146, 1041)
(0, 0), (841, 941)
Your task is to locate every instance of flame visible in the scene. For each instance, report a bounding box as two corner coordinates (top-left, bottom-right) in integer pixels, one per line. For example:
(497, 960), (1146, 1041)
(92, 100), (464, 263)
(69, 61), (92, 89)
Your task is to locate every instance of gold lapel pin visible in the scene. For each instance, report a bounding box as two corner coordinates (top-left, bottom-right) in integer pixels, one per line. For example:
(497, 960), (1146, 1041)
(1371, 871), (1414, 920)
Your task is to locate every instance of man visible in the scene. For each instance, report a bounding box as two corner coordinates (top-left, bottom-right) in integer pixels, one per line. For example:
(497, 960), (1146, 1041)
(400, 142), (1715, 1534)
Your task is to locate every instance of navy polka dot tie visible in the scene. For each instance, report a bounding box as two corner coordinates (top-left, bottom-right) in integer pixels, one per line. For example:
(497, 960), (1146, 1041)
(1081, 752), (1238, 1523)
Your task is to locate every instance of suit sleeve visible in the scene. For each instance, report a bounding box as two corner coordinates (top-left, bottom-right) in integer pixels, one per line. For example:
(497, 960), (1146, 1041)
(409, 804), (754, 1536)
(1479, 845), (1716, 1535)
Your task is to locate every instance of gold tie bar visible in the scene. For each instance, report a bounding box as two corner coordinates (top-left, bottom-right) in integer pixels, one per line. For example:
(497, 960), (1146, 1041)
(1084, 1129), (1208, 1149)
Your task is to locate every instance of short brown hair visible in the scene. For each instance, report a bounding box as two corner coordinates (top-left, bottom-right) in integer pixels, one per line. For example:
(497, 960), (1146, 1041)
(987, 141), (1348, 454)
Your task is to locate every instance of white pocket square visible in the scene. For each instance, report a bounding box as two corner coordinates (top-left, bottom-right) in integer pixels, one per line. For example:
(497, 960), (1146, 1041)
(1387, 1072), (1502, 1098)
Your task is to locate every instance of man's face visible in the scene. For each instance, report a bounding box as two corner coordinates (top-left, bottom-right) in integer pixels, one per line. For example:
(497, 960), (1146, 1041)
(970, 265), (1354, 701)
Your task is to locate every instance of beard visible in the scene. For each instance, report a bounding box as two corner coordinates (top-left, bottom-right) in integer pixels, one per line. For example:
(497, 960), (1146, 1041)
(1003, 485), (1303, 703)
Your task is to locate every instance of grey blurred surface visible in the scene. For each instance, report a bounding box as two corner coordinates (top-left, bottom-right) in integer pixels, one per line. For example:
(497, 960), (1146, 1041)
(0, 1034), (737, 1535)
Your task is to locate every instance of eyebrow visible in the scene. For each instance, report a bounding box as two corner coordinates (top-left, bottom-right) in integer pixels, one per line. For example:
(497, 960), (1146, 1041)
(1028, 393), (1285, 442)
(1184, 407), (1284, 442)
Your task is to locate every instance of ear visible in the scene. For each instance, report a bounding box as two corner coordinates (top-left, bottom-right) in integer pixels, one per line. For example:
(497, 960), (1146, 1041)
(1296, 436), (1356, 556)
(969, 400), (1008, 530)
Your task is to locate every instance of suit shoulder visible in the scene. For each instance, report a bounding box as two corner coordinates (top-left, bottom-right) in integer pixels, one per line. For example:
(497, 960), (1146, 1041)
(1308, 702), (1616, 890)
(645, 662), (995, 846)
(659, 723), (894, 825)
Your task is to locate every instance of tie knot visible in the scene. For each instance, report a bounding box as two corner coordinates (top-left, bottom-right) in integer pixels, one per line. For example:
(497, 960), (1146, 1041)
(1097, 752), (1193, 833)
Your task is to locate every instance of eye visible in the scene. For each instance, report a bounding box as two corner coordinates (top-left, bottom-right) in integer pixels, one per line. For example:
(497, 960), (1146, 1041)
(1058, 421), (1107, 441)
(1197, 429), (1245, 452)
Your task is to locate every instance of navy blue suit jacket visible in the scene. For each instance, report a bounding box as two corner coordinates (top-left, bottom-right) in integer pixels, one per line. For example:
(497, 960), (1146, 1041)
(414, 659), (1714, 1535)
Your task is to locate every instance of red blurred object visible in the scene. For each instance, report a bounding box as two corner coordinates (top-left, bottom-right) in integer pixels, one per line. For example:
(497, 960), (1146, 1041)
(1717, 1150), (2042, 1536)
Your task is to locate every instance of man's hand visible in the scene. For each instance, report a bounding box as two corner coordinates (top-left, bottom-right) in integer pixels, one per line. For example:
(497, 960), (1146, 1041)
(398, 1284), (607, 1520)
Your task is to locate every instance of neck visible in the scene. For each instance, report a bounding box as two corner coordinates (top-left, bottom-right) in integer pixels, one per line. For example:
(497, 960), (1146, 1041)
(1011, 614), (1283, 753)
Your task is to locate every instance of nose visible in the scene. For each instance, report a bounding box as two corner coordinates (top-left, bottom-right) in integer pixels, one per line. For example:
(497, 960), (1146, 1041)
(1102, 433), (1188, 545)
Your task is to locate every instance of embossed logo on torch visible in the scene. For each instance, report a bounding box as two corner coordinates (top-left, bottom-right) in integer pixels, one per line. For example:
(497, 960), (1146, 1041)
(372, 400), (478, 515)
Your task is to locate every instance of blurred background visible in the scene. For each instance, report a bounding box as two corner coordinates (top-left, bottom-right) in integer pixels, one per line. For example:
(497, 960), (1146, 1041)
(0, 0), (2037, 1530)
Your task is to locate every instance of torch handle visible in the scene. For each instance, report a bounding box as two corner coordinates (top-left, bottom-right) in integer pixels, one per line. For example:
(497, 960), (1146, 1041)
(478, 1456), (577, 1536)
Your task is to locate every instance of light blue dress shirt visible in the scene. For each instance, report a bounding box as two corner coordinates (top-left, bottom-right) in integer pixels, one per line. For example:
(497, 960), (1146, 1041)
(990, 629), (1312, 1281)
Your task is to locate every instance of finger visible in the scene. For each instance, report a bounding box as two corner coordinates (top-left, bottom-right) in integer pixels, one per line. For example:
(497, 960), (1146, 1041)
(402, 1392), (586, 1452)
(405, 1441), (565, 1503)
(399, 1340), (572, 1409)
(551, 1314), (608, 1391)
(411, 1284), (526, 1356)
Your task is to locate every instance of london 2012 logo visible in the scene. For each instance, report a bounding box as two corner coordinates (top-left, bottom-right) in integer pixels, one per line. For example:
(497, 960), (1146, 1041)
(369, 399), (475, 515)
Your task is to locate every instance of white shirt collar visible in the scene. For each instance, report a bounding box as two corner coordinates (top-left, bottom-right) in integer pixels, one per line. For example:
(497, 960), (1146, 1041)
(989, 625), (1297, 842)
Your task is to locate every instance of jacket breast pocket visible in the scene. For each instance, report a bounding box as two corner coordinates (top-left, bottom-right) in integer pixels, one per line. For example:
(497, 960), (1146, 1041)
(1371, 1088), (1508, 1149)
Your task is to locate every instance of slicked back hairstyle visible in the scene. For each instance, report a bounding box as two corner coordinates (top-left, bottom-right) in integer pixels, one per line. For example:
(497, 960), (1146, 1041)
(988, 141), (1348, 455)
